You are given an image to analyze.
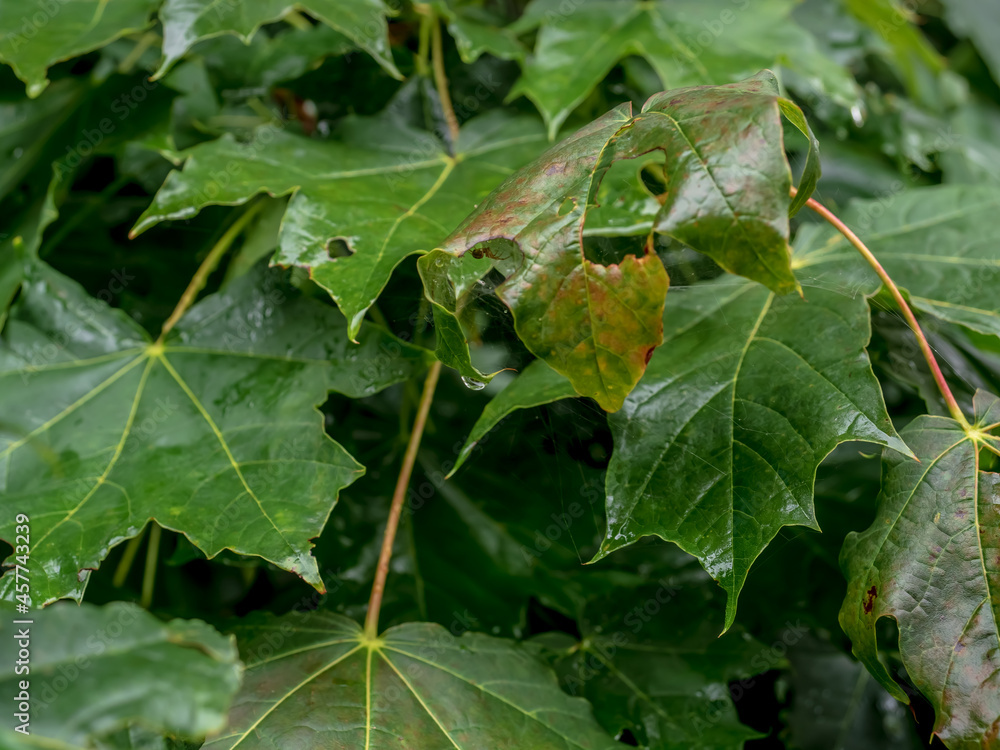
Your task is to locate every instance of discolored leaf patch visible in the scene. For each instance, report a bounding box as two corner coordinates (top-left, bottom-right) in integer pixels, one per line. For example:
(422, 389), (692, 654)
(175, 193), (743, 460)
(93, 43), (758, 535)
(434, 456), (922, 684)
(434, 72), (815, 411)
(840, 390), (1000, 749)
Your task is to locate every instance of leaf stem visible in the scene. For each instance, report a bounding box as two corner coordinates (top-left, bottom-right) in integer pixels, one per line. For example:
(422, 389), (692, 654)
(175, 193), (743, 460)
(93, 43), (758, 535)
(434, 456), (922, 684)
(795, 189), (970, 429)
(428, 11), (460, 146)
(156, 201), (265, 344)
(112, 525), (147, 588)
(415, 8), (432, 77)
(364, 360), (442, 637)
(141, 523), (161, 609)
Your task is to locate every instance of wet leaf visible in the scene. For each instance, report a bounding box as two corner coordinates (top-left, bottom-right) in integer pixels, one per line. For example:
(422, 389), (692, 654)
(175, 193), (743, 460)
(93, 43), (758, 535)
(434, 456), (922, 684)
(795, 185), (1000, 338)
(0, 602), (240, 745)
(155, 0), (400, 80)
(431, 0), (525, 63)
(839, 390), (1000, 750)
(438, 72), (812, 411)
(540, 582), (767, 749)
(203, 610), (618, 749)
(595, 244), (910, 630)
(509, 0), (857, 137)
(0, 0), (158, 97)
(0, 260), (430, 604)
(132, 106), (548, 340)
(449, 359), (578, 476)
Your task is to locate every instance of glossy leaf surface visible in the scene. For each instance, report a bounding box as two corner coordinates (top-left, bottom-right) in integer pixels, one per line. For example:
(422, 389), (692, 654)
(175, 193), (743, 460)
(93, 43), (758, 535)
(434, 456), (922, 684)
(0, 602), (240, 745)
(155, 0), (400, 79)
(542, 583), (766, 749)
(509, 0), (857, 137)
(133, 109), (548, 339)
(0, 261), (430, 604)
(204, 611), (618, 749)
(450, 359), (577, 476)
(839, 391), (1000, 749)
(439, 72), (810, 411)
(795, 185), (1000, 338)
(0, 0), (158, 97)
(597, 249), (909, 629)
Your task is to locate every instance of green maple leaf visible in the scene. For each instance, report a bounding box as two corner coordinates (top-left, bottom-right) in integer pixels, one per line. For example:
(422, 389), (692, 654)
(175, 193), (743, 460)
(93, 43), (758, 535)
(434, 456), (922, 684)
(0, 0), (158, 98)
(154, 0), (401, 80)
(132, 106), (549, 340)
(508, 0), (857, 138)
(0, 602), (241, 746)
(593, 242), (909, 629)
(840, 391), (1000, 749)
(429, 72), (817, 411)
(0, 260), (430, 604)
(203, 610), (619, 749)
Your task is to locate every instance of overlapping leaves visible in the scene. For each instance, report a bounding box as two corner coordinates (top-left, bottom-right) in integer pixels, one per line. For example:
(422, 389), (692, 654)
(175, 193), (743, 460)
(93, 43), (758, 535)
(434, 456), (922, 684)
(540, 582), (767, 749)
(0, 602), (241, 746)
(451, 240), (908, 629)
(795, 185), (1000, 338)
(596, 249), (909, 629)
(204, 610), (618, 749)
(154, 0), (400, 80)
(839, 391), (1000, 749)
(0, 259), (429, 604)
(0, 0), (159, 97)
(430, 71), (817, 412)
(508, 0), (858, 137)
(132, 104), (548, 340)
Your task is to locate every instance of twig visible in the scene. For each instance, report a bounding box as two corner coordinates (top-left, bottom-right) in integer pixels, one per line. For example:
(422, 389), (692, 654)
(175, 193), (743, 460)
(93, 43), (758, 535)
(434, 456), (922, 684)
(795, 188), (970, 429)
(112, 525), (147, 588)
(430, 15), (460, 146)
(156, 201), (264, 344)
(364, 361), (442, 637)
(141, 523), (161, 609)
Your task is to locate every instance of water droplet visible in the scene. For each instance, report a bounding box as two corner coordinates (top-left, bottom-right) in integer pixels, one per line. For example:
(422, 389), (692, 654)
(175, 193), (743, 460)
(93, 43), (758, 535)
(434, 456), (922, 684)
(461, 376), (486, 390)
(850, 103), (866, 127)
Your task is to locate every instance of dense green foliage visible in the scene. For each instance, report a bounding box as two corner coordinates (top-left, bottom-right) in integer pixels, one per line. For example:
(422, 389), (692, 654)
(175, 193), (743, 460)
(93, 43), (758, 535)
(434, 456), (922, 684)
(1, 1), (999, 748)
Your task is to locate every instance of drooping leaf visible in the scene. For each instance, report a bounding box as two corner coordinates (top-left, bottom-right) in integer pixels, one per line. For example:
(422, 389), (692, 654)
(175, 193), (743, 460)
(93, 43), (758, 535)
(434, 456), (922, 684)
(508, 0), (857, 137)
(154, 0), (400, 80)
(839, 390), (1000, 749)
(203, 610), (618, 749)
(794, 185), (1000, 338)
(539, 581), (766, 749)
(0, 259), (431, 604)
(435, 72), (815, 411)
(132, 106), (548, 340)
(595, 244), (910, 630)
(0, 0), (158, 97)
(0, 602), (241, 745)
(449, 359), (578, 476)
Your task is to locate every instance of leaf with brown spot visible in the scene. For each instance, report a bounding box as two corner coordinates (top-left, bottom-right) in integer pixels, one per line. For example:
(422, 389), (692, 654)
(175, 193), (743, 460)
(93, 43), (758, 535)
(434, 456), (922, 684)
(430, 71), (815, 411)
(840, 390), (1000, 749)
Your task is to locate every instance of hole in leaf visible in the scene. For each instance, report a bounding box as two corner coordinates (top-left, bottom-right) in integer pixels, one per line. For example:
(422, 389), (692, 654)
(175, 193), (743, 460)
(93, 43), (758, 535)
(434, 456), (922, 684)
(557, 197), (576, 216)
(639, 161), (668, 198)
(615, 728), (639, 745)
(582, 234), (647, 266)
(325, 238), (354, 258)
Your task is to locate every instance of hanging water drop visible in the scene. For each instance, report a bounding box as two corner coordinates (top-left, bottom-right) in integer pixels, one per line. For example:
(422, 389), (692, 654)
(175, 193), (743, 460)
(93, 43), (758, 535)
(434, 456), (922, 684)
(461, 376), (486, 390)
